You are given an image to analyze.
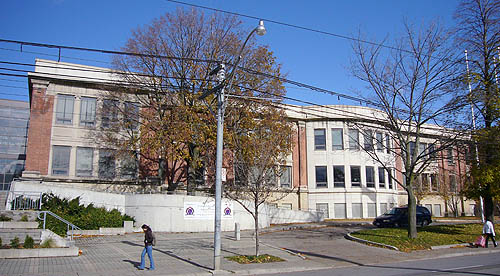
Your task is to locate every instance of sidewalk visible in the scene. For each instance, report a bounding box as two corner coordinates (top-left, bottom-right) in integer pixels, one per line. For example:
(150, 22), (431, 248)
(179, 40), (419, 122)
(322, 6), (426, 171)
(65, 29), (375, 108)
(0, 223), (498, 276)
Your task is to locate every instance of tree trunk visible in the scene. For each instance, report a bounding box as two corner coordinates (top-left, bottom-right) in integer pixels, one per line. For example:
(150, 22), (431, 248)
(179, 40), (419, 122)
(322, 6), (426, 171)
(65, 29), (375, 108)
(407, 188), (418, 239)
(484, 192), (495, 223)
(254, 208), (260, 256)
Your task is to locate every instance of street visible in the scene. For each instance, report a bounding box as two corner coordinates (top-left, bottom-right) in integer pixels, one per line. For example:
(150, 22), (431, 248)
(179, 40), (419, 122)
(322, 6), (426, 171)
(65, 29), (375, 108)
(260, 251), (500, 276)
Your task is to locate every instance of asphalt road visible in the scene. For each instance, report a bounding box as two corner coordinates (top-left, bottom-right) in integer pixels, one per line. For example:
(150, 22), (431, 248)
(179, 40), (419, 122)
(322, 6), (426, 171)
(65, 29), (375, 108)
(259, 251), (500, 276)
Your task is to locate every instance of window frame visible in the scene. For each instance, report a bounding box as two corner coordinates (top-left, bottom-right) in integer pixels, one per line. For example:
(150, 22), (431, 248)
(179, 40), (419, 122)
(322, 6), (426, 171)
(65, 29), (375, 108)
(378, 167), (386, 188)
(55, 94), (74, 125)
(331, 128), (343, 150)
(76, 147), (93, 177)
(366, 166), (375, 188)
(350, 166), (361, 187)
(52, 145), (71, 176)
(315, 166), (328, 188)
(348, 128), (359, 150)
(314, 128), (326, 150)
(333, 165), (345, 188)
(279, 165), (292, 188)
(79, 97), (96, 127)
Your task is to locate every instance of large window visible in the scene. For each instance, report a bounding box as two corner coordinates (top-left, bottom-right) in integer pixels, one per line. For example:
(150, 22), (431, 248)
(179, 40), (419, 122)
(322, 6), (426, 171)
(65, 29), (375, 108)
(388, 168), (393, 189)
(316, 203), (329, 218)
(447, 148), (454, 165)
(314, 129), (326, 150)
(80, 97), (96, 127)
(366, 166), (375, 188)
(101, 99), (118, 129)
(351, 166), (361, 187)
(386, 134), (391, 154)
(333, 165), (345, 188)
(76, 147), (93, 177)
(120, 152), (138, 179)
(376, 132), (384, 152)
(98, 150), (116, 179)
(331, 128), (343, 150)
(363, 130), (374, 151)
(124, 102), (139, 130)
(280, 166), (292, 188)
(348, 128), (359, 150)
(352, 203), (362, 218)
(52, 146), (71, 176)
(378, 167), (386, 188)
(315, 166), (327, 188)
(56, 94), (74, 125)
(430, 174), (438, 192)
(409, 142), (416, 161)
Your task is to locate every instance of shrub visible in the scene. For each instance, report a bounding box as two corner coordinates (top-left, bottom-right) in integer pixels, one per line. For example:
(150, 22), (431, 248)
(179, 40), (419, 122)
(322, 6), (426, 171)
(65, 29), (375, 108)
(39, 193), (135, 236)
(10, 237), (20, 248)
(20, 215), (29, 222)
(0, 214), (12, 221)
(40, 238), (55, 248)
(23, 235), (34, 248)
(0, 237), (2, 246)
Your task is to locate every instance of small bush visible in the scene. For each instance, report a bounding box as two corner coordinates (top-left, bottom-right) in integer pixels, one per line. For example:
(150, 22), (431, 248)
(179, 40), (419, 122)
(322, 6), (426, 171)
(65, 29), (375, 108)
(23, 235), (34, 248)
(10, 237), (20, 248)
(40, 238), (55, 248)
(0, 214), (12, 221)
(20, 215), (29, 222)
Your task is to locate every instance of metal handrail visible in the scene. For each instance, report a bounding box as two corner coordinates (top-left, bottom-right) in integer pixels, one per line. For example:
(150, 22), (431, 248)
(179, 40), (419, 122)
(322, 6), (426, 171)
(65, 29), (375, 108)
(38, 210), (82, 240)
(7, 191), (42, 210)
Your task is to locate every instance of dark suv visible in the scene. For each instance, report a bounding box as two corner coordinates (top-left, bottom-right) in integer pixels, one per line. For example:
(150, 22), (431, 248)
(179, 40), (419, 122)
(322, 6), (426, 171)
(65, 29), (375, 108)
(373, 206), (432, 227)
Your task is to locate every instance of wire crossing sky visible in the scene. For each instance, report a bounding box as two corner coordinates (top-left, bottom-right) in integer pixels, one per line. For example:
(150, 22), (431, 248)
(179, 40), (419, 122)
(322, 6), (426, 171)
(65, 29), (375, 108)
(0, 0), (459, 106)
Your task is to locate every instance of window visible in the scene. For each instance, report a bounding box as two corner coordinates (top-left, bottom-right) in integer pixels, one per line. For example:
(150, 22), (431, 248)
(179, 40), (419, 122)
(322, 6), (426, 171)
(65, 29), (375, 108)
(386, 134), (391, 154)
(421, 173), (429, 190)
(366, 166), (375, 188)
(314, 129), (326, 150)
(430, 174), (438, 192)
(56, 94), (74, 125)
(331, 128), (343, 150)
(447, 148), (454, 165)
(334, 203), (346, 219)
(388, 168), (393, 189)
(333, 166), (345, 188)
(450, 174), (457, 192)
(380, 203), (388, 215)
(316, 203), (329, 218)
(315, 166), (327, 188)
(363, 130), (374, 151)
(280, 203), (292, 210)
(376, 132), (383, 152)
(348, 128), (359, 150)
(80, 97), (96, 127)
(120, 152), (138, 179)
(352, 203), (362, 218)
(428, 144), (436, 159)
(52, 146), (71, 175)
(124, 102), (139, 130)
(378, 167), (385, 188)
(280, 166), (292, 188)
(419, 143), (427, 158)
(367, 203), (376, 217)
(409, 142), (416, 161)
(351, 166), (361, 187)
(98, 150), (116, 179)
(101, 99), (118, 128)
(76, 147), (93, 177)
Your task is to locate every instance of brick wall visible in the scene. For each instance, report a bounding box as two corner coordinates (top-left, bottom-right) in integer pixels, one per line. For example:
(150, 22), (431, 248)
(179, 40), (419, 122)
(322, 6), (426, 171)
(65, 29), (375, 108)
(25, 80), (53, 175)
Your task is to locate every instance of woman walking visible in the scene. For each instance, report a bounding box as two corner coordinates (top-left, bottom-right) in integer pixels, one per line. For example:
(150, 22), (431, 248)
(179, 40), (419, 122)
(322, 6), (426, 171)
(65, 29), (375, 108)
(138, 224), (155, 270)
(483, 219), (497, 248)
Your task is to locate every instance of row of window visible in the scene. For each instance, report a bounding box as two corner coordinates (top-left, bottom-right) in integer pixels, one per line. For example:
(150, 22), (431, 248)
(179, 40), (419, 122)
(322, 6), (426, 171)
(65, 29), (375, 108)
(314, 165), (395, 189)
(314, 128), (391, 152)
(316, 202), (397, 219)
(55, 94), (139, 129)
(51, 146), (137, 179)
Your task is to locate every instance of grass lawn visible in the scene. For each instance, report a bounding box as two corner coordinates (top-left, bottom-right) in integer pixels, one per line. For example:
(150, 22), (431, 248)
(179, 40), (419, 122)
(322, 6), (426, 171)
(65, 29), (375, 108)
(351, 223), (495, 252)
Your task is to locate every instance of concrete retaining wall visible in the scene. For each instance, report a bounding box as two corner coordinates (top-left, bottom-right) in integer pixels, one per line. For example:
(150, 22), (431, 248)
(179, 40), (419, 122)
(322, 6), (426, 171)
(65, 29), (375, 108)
(0, 247), (79, 259)
(0, 229), (42, 245)
(268, 207), (324, 224)
(10, 180), (323, 232)
(0, 221), (38, 229)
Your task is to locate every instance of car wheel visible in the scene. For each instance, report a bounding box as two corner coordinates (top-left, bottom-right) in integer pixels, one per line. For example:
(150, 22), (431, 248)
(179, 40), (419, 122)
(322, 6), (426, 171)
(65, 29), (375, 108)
(422, 220), (429, 227)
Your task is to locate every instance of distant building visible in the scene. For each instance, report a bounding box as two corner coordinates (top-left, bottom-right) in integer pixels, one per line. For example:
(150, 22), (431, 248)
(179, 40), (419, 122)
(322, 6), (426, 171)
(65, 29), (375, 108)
(0, 99), (29, 191)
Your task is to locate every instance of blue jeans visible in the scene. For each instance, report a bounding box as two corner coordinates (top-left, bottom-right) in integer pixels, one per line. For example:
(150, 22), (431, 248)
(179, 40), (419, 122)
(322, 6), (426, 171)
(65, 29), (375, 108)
(139, 245), (155, 270)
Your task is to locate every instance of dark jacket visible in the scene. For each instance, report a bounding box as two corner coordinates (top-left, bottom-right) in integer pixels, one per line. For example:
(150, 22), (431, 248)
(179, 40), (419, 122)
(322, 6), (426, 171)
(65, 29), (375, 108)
(144, 228), (154, 247)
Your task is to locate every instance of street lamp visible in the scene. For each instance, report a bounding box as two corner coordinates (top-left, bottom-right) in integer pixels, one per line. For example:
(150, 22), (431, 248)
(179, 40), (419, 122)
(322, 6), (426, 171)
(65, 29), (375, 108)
(201, 20), (266, 271)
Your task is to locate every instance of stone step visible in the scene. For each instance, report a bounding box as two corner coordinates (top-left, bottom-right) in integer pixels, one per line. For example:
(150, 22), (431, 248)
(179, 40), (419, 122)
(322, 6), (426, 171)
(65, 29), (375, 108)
(0, 229), (42, 246)
(0, 192), (7, 211)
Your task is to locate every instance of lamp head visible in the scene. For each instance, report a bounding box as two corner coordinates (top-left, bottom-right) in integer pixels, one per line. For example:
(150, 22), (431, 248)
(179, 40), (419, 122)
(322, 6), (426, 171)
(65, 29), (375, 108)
(256, 20), (266, 36)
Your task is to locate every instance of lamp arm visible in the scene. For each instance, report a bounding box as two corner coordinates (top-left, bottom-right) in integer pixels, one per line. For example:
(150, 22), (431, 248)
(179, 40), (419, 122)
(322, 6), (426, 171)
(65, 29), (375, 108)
(225, 27), (258, 94)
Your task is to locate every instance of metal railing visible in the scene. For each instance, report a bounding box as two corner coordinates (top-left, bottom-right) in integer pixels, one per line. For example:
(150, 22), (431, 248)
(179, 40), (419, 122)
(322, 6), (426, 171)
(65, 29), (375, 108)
(7, 191), (42, 210)
(38, 210), (82, 240)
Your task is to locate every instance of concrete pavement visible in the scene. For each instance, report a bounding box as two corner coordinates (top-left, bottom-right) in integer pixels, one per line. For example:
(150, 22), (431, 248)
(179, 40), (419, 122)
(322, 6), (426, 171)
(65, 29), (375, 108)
(0, 222), (497, 276)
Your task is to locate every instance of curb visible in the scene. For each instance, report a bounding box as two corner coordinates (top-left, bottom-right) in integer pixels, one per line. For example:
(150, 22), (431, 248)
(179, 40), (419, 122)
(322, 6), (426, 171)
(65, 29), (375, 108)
(345, 233), (400, 251)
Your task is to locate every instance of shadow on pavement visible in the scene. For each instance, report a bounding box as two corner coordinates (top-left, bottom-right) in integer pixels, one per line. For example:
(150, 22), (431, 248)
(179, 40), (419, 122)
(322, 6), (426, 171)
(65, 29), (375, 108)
(122, 259), (141, 268)
(122, 240), (212, 270)
(284, 248), (364, 266)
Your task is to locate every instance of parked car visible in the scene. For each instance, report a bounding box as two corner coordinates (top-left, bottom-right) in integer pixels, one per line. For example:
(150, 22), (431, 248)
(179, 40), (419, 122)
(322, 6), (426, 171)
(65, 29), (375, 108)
(373, 206), (432, 227)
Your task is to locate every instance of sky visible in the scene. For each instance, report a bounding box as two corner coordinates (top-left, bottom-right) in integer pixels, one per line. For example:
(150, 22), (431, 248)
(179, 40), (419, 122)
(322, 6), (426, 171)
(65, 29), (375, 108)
(0, 0), (460, 106)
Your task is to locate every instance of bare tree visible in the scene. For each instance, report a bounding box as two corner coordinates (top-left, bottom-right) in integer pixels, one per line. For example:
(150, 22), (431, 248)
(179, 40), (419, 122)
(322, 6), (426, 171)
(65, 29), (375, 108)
(455, 0), (500, 222)
(224, 103), (294, 256)
(351, 21), (463, 238)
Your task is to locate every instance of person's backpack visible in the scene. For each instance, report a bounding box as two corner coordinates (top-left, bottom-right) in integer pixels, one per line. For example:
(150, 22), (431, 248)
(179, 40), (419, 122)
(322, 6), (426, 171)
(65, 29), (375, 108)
(152, 232), (156, 246)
